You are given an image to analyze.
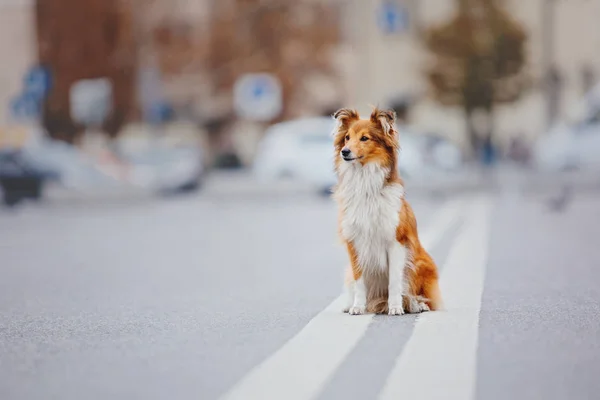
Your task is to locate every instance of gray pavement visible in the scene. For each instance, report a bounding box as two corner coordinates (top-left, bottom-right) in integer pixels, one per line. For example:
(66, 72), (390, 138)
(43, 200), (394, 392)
(477, 193), (600, 400)
(1, 179), (600, 400)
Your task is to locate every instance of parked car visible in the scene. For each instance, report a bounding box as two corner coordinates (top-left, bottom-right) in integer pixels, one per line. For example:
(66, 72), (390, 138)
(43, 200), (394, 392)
(252, 117), (337, 189)
(252, 117), (464, 194)
(0, 149), (59, 206)
(533, 109), (600, 172)
(121, 146), (204, 195)
(115, 125), (205, 194)
(20, 136), (120, 190)
(396, 125), (463, 178)
(17, 126), (205, 196)
(533, 81), (600, 172)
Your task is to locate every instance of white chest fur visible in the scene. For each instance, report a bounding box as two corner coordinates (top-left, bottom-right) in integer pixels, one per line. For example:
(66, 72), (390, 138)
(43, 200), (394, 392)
(334, 162), (404, 273)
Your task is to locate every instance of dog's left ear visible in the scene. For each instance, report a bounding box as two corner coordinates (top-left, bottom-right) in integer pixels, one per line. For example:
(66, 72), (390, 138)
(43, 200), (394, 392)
(333, 108), (359, 128)
(370, 108), (397, 136)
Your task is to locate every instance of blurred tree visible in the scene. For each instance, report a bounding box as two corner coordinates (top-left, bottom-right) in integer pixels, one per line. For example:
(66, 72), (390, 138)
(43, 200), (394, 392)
(423, 0), (528, 158)
(36, 0), (136, 143)
(206, 0), (341, 121)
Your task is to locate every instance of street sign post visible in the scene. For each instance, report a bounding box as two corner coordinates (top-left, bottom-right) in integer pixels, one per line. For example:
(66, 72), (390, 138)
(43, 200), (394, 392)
(377, 0), (409, 35)
(8, 65), (52, 122)
(23, 65), (52, 100)
(233, 73), (282, 122)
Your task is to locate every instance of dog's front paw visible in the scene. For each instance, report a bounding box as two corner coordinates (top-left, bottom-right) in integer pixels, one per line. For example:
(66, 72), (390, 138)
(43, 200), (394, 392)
(342, 305), (350, 313)
(388, 305), (405, 316)
(348, 306), (366, 315)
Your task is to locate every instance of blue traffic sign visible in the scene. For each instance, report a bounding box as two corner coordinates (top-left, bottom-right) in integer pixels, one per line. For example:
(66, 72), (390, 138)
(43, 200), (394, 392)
(233, 73), (282, 121)
(252, 79), (267, 98)
(378, 1), (409, 35)
(23, 65), (52, 100)
(10, 93), (41, 121)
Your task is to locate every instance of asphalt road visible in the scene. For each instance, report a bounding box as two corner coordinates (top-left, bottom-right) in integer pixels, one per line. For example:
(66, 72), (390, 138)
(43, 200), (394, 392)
(1, 182), (600, 400)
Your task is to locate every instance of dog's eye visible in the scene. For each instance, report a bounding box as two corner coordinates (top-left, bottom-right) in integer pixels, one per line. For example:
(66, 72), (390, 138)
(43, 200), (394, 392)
(345, 135), (350, 141)
(360, 136), (368, 142)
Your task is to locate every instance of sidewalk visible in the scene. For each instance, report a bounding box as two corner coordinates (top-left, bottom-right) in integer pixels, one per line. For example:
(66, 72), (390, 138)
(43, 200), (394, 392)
(492, 164), (600, 195)
(4, 165), (599, 212)
(201, 165), (600, 198)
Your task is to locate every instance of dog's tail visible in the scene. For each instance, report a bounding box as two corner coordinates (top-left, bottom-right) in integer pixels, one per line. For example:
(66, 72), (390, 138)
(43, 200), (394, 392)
(422, 277), (444, 311)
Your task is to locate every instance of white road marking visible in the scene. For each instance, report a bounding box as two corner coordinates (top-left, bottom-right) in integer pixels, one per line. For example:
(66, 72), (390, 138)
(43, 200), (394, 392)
(219, 198), (467, 400)
(418, 197), (465, 249)
(379, 196), (493, 400)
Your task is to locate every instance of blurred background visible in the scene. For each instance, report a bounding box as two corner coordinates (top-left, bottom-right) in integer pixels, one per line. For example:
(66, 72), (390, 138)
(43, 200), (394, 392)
(1, 0), (599, 205)
(3, 2), (600, 399)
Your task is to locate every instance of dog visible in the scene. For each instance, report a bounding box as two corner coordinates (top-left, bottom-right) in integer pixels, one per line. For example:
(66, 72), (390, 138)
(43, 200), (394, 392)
(331, 107), (443, 315)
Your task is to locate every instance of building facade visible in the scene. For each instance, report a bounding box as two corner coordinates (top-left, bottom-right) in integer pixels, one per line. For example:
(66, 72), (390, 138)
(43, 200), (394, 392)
(0, 0), (37, 128)
(1, 0), (598, 154)
(337, 0), (600, 151)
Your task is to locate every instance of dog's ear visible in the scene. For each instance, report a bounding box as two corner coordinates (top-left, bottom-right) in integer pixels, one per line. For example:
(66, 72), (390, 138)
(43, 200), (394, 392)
(333, 108), (359, 129)
(370, 108), (397, 136)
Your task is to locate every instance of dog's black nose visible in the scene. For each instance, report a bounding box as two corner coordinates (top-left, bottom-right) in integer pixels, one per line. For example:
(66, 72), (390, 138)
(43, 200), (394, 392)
(341, 148), (351, 157)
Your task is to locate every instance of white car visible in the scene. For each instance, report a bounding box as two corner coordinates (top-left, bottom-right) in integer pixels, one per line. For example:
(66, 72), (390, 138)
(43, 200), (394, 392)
(533, 111), (600, 172)
(396, 126), (463, 179)
(533, 81), (600, 172)
(122, 146), (204, 194)
(18, 126), (204, 195)
(253, 117), (337, 188)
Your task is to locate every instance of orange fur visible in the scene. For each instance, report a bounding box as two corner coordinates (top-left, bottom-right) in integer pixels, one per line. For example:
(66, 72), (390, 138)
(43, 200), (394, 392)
(346, 241), (362, 281)
(396, 200), (443, 311)
(334, 107), (443, 314)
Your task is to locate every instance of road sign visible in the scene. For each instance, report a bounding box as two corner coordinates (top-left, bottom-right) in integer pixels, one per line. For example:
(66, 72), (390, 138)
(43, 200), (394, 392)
(233, 73), (282, 121)
(70, 78), (113, 126)
(377, 0), (409, 35)
(10, 93), (41, 121)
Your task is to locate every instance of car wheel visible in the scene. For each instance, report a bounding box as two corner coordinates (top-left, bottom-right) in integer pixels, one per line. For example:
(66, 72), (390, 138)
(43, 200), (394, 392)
(3, 190), (22, 207)
(177, 178), (201, 193)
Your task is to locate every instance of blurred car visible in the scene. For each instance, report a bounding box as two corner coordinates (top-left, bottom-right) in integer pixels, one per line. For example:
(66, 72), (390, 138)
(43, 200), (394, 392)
(0, 149), (59, 206)
(20, 136), (121, 190)
(252, 117), (463, 193)
(122, 146), (204, 194)
(28, 124), (205, 194)
(115, 125), (205, 194)
(533, 103), (600, 172)
(533, 81), (600, 172)
(396, 125), (463, 178)
(252, 117), (337, 189)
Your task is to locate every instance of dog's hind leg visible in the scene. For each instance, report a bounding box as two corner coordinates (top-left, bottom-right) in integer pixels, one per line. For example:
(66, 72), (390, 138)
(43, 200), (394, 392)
(342, 265), (355, 313)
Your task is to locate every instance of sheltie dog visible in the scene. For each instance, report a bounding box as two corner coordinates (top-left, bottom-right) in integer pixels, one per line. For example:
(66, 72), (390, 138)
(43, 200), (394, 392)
(331, 107), (443, 315)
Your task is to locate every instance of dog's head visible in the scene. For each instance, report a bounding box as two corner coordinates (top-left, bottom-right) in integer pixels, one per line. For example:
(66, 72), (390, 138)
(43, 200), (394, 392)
(332, 107), (399, 167)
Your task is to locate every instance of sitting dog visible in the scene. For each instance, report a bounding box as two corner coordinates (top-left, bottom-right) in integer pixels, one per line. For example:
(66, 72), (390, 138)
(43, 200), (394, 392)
(331, 107), (443, 315)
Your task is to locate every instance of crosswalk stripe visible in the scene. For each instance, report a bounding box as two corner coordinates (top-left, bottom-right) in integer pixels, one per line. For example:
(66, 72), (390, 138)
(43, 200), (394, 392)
(219, 198), (469, 400)
(379, 196), (493, 400)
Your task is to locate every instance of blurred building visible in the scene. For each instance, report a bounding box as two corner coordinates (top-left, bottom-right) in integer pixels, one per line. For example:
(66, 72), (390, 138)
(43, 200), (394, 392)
(1, 0), (344, 143)
(338, 0), (600, 151)
(0, 0), (37, 137)
(36, 0), (137, 142)
(1, 0), (599, 156)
